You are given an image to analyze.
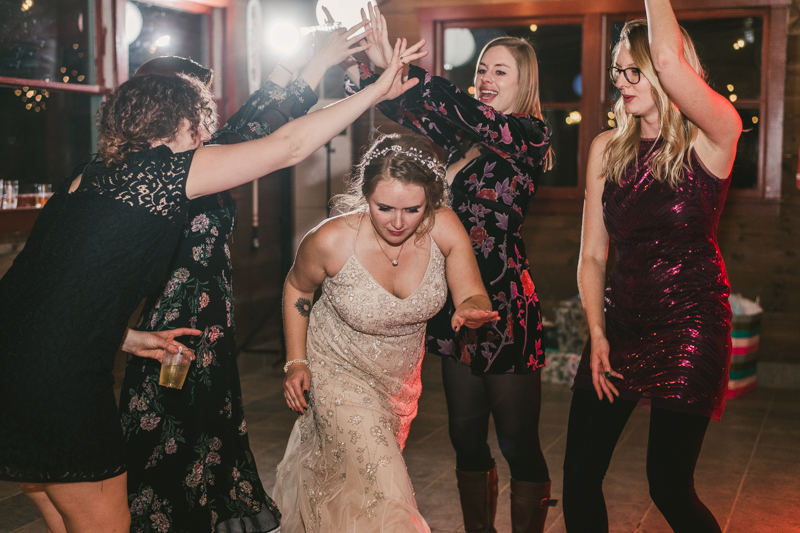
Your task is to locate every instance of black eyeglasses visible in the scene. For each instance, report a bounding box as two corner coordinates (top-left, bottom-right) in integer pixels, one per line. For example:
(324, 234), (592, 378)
(608, 66), (641, 85)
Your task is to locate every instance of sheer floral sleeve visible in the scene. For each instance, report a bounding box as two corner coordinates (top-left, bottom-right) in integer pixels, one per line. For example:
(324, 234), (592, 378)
(212, 77), (318, 145)
(346, 63), (550, 168)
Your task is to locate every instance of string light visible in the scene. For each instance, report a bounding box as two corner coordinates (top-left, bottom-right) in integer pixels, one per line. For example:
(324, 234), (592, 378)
(565, 111), (582, 125)
(529, 24), (538, 32)
(729, 94), (738, 102)
(727, 84), (734, 92)
(752, 116), (759, 124)
(21, 0), (33, 11)
(14, 86), (49, 111)
(608, 119), (616, 128)
(468, 86), (475, 95)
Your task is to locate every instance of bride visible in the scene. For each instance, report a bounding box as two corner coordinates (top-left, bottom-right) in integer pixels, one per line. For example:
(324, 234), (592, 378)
(273, 133), (498, 532)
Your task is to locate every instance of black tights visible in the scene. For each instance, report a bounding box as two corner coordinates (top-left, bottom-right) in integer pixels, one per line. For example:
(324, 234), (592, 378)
(563, 388), (721, 532)
(441, 356), (549, 483)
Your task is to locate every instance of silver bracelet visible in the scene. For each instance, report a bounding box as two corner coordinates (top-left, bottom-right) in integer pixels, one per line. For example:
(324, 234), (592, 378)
(284, 358), (309, 373)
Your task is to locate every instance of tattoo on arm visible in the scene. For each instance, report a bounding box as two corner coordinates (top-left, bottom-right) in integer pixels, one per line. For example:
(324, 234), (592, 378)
(461, 296), (473, 304)
(294, 297), (312, 318)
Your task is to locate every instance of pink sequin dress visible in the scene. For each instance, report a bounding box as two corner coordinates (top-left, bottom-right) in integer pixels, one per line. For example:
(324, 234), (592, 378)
(573, 139), (732, 420)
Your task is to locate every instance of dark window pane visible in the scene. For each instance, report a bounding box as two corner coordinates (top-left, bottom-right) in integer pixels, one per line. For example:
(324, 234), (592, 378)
(0, 0), (93, 84)
(128, 2), (207, 77)
(442, 25), (582, 104)
(609, 18), (762, 101)
(731, 108), (759, 189)
(540, 108), (579, 188)
(0, 85), (96, 187)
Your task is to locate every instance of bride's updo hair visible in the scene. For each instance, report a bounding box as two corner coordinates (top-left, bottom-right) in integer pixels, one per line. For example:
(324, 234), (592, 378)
(333, 133), (450, 232)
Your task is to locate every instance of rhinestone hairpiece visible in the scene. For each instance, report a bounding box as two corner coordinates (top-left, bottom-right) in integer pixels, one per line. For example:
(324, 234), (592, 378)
(362, 145), (445, 179)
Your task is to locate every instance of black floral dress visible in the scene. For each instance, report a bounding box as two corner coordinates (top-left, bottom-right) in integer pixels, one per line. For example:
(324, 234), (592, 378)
(347, 64), (551, 375)
(119, 78), (316, 533)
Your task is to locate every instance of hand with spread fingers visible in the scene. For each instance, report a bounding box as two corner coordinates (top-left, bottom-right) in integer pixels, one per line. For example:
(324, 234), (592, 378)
(371, 37), (427, 103)
(309, 19), (372, 72)
(359, 2), (395, 69)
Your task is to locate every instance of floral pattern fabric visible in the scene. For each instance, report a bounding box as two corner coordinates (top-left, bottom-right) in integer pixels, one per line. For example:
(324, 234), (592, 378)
(346, 64), (551, 374)
(119, 77), (316, 532)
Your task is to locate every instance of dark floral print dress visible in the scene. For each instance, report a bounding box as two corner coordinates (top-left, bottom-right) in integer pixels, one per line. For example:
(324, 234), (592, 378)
(346, 64), (551, 375)
(119, 77), (316, 533)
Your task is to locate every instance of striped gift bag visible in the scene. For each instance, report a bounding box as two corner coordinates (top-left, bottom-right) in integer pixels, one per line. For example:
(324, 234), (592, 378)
(728, 313), (761, 398)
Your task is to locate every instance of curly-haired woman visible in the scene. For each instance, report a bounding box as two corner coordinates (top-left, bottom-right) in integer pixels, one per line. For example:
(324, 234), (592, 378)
(0, 35), (425, 533)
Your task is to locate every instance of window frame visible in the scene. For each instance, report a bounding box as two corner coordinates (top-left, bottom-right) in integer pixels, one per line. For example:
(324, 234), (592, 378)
(0, 0), (231, 232)
(419, 0), (790, 215)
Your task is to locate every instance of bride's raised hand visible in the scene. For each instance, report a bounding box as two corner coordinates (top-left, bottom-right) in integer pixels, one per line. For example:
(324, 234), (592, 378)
(372, 37), (428, 103)
(359, 2), (393, 69)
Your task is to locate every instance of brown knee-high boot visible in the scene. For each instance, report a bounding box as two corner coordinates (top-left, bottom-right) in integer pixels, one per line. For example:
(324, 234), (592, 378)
(510, 479), (556, 533)
(455, 467), (498, 533)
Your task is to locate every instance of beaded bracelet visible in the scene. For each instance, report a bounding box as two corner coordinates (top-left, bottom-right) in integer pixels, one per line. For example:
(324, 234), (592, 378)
(284, 358), (309, 373)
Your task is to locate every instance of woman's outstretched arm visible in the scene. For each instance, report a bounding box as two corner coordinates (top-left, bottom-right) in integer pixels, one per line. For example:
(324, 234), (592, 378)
(431, 208), (499, 331)
(185, 38), (424, 199)
(644, 0), (740, 173)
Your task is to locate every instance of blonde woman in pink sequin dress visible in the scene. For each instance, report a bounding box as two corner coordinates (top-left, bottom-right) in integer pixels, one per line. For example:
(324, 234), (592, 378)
(274, 134), (499, 532)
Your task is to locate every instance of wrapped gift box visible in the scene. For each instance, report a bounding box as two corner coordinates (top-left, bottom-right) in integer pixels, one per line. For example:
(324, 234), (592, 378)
(554, 298), (589, 354)
(728, 313), (760, 398)
(542, 350), (581, 386)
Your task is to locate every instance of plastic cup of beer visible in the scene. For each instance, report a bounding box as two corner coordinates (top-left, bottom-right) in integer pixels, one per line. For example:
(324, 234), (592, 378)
(159, 346), (191, 389)
(35, 184), (52, 208)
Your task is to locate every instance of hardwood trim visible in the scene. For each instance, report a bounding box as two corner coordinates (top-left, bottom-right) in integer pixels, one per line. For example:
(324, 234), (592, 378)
(114, 0), (128, 85)
(419, 0), (789, 22)
(224, 1), (238, 121)
(763, 5), (787, 200)
(0, 209), (40, 233)
(136, 0), (215, 14)
(577, 12), (603, 199)
(94, 0), (106, 88)
(0, 77), (109, 94)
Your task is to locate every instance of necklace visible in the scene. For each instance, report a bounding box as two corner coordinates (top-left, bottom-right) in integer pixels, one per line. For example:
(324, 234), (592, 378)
(371, 222), (405, 267)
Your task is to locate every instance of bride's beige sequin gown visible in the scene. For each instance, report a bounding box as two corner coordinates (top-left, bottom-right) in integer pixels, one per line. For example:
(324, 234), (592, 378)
(275, 229), (447, 533)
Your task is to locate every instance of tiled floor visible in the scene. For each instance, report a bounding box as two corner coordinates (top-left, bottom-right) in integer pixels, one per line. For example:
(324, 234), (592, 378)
(2, 351), (799, 532)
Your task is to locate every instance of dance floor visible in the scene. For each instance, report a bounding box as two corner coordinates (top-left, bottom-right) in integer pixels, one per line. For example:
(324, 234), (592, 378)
(1, 346), (799, 532)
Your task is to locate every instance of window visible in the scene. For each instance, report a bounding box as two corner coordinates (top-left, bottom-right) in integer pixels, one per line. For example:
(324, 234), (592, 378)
(0, 0), (102, 190)
(443, 24), (583, 188)
(420, 0), (789, 214)
(608, 17), (763, 190)
(127, 1), (209, 77)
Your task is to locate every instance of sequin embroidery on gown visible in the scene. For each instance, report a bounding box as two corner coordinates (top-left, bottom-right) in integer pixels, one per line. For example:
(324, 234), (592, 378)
(274, 222), (447, 533)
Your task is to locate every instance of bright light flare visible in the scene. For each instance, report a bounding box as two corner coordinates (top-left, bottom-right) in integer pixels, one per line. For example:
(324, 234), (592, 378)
(315, 0), (365, 36)
(154, 35), (171, 47)
(267, 21), (301, 55)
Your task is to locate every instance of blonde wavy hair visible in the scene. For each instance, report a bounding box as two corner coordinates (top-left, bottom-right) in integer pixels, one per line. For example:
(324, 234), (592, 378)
(473, 37), (554, 171)
(604, 20), (705, 188)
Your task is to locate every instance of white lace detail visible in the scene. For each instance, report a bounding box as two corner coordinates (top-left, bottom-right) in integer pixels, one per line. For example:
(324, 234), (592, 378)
(274, 241), (447, 532)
